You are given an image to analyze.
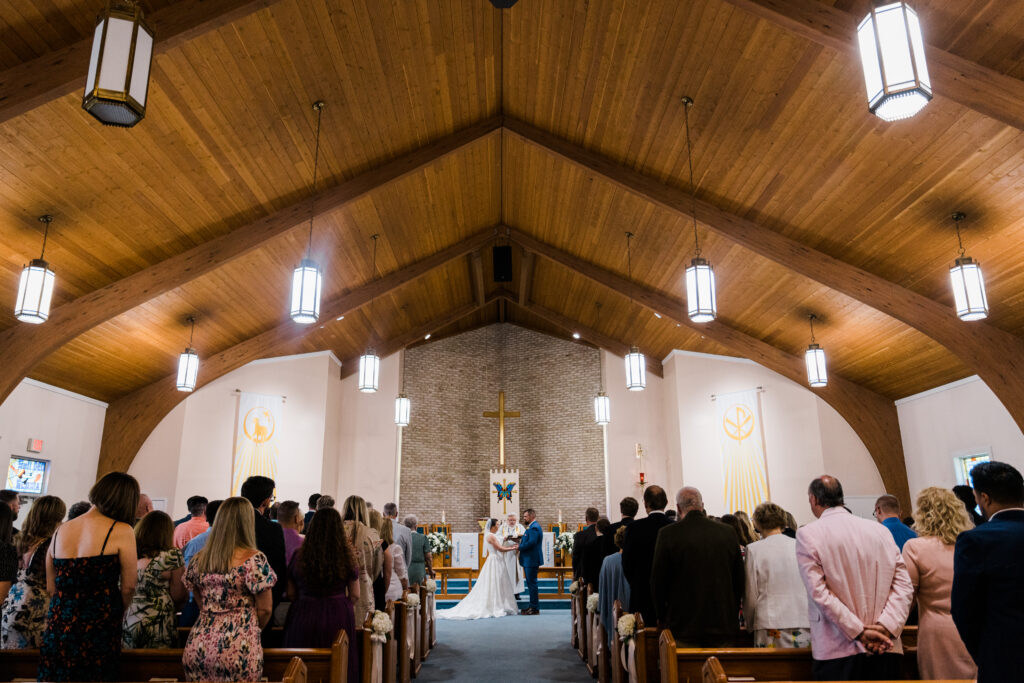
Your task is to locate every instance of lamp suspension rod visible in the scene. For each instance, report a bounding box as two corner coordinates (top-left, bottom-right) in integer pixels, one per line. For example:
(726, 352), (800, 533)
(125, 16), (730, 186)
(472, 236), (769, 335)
(682, 96), (700, 256)
(952, 211), (966, 257)
(596, 301), (604, 391)
(625, 231), (634, 303)
(307, 101), (326, 258)
(38, 214), (53, 259)
(187, 315), (196, 346)
(808, 313), (817, 343)
(369, 233), (379, 343)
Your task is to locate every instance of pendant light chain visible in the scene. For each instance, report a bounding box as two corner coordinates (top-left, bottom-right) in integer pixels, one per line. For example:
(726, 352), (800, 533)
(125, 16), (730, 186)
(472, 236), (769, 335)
(596, 302), (604, 390)
(953, 211), (966, 257)
(808, 314), (817, 343)
(369, 233), (379, 343)
(39, 215), (53, 260)
(307, 101), (325, 258)
(683, 97), (700, 257)
(188, 315), (196, 346)
(625, 231), (635, 302)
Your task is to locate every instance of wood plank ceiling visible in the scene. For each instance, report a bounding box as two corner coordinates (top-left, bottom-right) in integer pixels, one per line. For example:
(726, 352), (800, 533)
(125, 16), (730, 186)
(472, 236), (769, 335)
(2, 0), (1024, 413)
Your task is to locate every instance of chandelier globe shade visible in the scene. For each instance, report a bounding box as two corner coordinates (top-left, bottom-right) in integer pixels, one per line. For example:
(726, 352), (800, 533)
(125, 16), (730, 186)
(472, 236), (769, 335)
(805, 344), (828, 388)
(857, 2), (931, 122)
(594, 392), (611, 425)
(950, 257), (988, 321)
(176, 347), (200, 392)
(395, 394), (411, 426)
(290, 258), (322, 324)
(625, 346), (646, 392)
(358, 352), (380, 393)
(685, 257), (717, 323)
(82, 1), (154, 127)
(14, 259), (56, 324)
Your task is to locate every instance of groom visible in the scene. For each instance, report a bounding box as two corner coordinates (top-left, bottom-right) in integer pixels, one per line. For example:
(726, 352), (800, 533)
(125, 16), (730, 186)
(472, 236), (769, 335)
(518, 508), (543, 615)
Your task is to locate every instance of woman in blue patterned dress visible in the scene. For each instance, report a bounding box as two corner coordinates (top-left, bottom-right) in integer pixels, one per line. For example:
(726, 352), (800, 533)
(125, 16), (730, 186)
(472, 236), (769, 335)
(183, 497), (276, 682)
(122, 511), (186, 648)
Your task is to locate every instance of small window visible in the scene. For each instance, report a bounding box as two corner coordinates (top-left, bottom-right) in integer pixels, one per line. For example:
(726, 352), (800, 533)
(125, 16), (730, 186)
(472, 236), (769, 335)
(954, 452), (991, 487)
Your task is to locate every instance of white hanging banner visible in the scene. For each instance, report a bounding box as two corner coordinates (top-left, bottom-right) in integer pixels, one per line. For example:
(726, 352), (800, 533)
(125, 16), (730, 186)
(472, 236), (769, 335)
(542, 531), (555, 566)
(231, 392), (283, 496)
(489, 468), (520, 519)
(450, 533), (479, 569)
(715, 389), (770, 514)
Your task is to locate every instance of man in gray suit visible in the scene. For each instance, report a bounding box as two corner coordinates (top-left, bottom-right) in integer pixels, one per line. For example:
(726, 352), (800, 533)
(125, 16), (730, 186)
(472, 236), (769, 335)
(384, 502), (412, 562)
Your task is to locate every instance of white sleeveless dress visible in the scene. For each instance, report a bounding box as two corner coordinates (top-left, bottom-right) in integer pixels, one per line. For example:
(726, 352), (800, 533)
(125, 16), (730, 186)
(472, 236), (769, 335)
(436, 532), (518, 620)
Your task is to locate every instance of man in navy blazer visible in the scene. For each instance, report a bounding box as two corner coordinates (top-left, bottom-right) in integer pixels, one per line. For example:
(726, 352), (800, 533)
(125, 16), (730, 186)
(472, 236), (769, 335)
(518, 508), (544, 614)
(952, 461), (1024, 683)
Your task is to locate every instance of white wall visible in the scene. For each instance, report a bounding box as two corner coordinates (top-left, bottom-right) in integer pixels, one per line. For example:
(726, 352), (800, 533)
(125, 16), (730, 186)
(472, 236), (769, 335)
(0, 379), (107, 508)
(897, 375), (1024, 497)
(662, 351), (882, 525)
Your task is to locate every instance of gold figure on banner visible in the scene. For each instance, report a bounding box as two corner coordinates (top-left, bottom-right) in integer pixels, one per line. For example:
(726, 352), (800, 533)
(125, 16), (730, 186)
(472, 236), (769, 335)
(483, 391), (520, 466)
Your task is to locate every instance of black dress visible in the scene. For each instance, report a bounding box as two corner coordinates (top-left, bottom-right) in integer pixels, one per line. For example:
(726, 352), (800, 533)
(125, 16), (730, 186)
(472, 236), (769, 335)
(38, 521), (123, 682)
(373, 540), (389, 610)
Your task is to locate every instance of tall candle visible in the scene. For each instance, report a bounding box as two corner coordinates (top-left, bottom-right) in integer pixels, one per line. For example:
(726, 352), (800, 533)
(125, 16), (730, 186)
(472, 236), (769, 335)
(441, 509), (446, 524)
(558, 509), (563, 524)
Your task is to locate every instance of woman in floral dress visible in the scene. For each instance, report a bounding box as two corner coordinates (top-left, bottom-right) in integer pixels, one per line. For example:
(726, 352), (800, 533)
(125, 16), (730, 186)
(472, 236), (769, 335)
(0, 496), (65, 649)
(122, 511), (185, 648)
(183, 497), (275, 682)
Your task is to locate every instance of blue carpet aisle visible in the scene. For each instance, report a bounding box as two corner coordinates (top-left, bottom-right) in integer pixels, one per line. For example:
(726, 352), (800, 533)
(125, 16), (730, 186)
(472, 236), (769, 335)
(416, 612), (591, 682)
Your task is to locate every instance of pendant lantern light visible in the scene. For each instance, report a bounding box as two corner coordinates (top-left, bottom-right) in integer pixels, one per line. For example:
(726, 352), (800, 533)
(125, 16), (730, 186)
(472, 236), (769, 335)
(948, 212), (988, 321)
(82, 1), (154, 127)
(176, 316), (200, 392)
(623, 232), (646, 392)
(14, 215), (57, 324)
(857, 2), (932, 122)
(290, 101), (326, 324)
(395, 348), (411, 426)
(681, 97), (717, 323)
(804, 314), (827, 388)
(593, 302), (611, 424)
(359, 234), (381, 393)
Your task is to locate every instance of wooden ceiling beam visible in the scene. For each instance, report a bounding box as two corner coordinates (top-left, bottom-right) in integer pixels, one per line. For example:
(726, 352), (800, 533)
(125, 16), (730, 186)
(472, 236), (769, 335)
(470, 251), (486, 307)
(518, 250), (535, 306)
(718, 0), (1024, 131)
(509, 228), (909, 507)
(505, 118), (1024, 438)
(0, 117), (502, 406)
(0, 0), (282, 123)
(95, 227), (495, 476)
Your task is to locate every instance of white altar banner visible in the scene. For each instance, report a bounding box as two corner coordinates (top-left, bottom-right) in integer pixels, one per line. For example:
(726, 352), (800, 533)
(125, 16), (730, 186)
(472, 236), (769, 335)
(231, 392), (282, 496)
(489, 468), (519, 519)
(542, 532), (555, 566)
(716, 389), (770, 514)
(450, 533), (479, 569)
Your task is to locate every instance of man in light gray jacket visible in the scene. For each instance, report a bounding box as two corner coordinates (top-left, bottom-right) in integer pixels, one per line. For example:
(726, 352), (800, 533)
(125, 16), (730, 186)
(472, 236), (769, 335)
(384, 502), (412, 561)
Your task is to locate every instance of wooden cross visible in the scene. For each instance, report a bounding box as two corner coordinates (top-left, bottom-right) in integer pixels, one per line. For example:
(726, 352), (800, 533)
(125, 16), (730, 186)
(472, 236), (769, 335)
(483, 390), (520, 466)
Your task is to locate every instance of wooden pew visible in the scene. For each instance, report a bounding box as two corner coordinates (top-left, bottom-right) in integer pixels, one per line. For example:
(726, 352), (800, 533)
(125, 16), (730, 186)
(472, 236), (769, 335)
(577, 589), (589, 662)
(409, 589), (423, 677)
(394, 597), (412, 683)
(383, 601), (399, 683)
(418, 584), (430, 662)
(284, 656), (308, 683)
(658, 631), (813, 683)
(596, 619), (611, 682)
(571, 586), (580, 650)
(609, 601), (625, 683)
(633, 615), (661, 683)
(0, 631), (349, 683)
(702, 655), (972, 683)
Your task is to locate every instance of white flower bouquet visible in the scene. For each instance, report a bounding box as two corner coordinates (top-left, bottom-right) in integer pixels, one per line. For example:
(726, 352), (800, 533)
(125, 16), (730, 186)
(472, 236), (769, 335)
(617, 613), (637, 641)
(370, 610), (392, 642)
(586, 593), (600, 614)
(427, 531), (452, 554)
(406, 592), (421, 608)
(569, 579), (581, 595)
(425, 578), (437, 593)
(554, 532), (574, 553)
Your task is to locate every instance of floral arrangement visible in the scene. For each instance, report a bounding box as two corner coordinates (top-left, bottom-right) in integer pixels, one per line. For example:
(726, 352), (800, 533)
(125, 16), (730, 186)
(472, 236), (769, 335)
(424, 578), (437, 594)
(617, 613), (637, 641)
(568, 580), (581, 595)
(406, 592), (421, 608)
(370, 610), (392, 642)
(427, 531), (452, 554)
(554, 532), (574, 553)
(586, 593), (600, 614)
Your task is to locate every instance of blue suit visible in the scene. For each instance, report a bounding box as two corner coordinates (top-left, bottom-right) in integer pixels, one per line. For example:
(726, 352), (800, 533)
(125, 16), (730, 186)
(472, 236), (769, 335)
(952, 508), (1024, 683)
(518, 520), (544, 610)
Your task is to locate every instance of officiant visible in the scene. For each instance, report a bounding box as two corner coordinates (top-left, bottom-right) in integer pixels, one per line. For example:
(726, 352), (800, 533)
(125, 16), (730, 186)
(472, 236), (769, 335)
(498, 513), (526, 596)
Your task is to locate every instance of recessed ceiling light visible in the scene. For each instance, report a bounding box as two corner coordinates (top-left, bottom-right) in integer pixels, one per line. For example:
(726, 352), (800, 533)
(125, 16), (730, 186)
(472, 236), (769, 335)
(336, 315), (344, 321)
(654, 312), (662, 319)
(572, 332), (581, 339)
(424, 334), (431, 340)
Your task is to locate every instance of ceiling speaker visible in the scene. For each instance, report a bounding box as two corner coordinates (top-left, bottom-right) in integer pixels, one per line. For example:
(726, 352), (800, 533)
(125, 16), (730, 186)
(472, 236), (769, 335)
(489, 0), (519, 7)
(493, 245), (513, 282)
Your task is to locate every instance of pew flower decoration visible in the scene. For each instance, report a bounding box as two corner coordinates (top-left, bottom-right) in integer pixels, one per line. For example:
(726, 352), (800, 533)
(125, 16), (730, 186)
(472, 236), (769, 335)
(586, 593), (600, 614)
(425, 578), (437, 593)
(427, 531), (452, 554)
(370, 610), (392, 643)
(568, 580), (581, 595)
(406, 592), (421, 608)
(617, 613), (637, 642)
(554, 532), (574, 553)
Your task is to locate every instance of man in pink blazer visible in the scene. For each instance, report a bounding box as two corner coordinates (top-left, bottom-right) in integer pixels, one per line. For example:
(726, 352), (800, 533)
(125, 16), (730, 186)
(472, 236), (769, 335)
(796, 475), (913, 680)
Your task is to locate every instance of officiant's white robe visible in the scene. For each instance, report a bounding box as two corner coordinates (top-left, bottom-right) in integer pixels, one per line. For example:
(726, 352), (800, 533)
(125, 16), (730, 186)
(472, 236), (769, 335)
(498, 522), (526, 594)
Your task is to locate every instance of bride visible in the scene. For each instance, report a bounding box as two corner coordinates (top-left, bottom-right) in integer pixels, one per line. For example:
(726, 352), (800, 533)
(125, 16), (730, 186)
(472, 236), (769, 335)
(436, 518), (519, 620)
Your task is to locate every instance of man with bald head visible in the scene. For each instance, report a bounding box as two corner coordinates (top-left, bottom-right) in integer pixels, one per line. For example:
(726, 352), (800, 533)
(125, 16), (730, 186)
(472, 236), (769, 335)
(796, 475), (913, 680)
(135, 493), (153, 524)
(650, 486), (744, 646)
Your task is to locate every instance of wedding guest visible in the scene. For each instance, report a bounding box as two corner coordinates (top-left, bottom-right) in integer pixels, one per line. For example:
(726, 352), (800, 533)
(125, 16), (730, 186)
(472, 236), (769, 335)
(123, 511), (186, 648)
(40, 473), (139, 681)
(651, 487), (745, 646)
(135, 492), (153, 524)
(316, 495), (336, 510)
(572, 507), (600, 588)
(66, 501), (90, 521)
(183, 497), (275, 682)
(604, 497), (638, 556)
(873, 494), (917, 551)
(598, 526), (631, 646)
(734, 510), (758, 542)
(173, 496), (209, 549)
(0, 504), (13, 605)
(368, 510), (388, 610)
(744, 502), (810, 648)
(721, 514), (755, 548)
(902, 487), (976, 680)
(404, 515), (433, 587)
(304, 494), (320, 529)
(284, 507), (359, 679)
(383, 518), (408, 601)
(796, 475), (913, 680)
(180, 499), (222, 627)
(664, 509), (677, 522)
(278, 500), (304, 566)
(383, 502), (412, 563)
(174, 496), (204, 527)
(0, 491), (19, 534)
(782, 510), (798, 538)
(952, 461), (1024, 682)
(621, 485), (671, 625)
(952, 484), (985, 526)
(1, 495), (64, 648)
(240, 476), (286, 607)
(342, 495), (382, 625)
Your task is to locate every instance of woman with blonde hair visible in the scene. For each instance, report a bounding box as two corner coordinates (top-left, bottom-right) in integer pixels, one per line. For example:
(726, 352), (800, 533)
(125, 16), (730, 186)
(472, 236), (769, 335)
(183, 497), (276, 682)
(341, 495), (382, 625)
(903, 487), (976, 680)
(1, 495), (65, 648)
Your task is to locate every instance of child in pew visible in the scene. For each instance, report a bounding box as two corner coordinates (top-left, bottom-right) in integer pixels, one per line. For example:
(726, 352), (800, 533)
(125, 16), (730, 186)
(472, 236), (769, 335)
(183, 497), (276, 682)
(122, 511), (186, 648)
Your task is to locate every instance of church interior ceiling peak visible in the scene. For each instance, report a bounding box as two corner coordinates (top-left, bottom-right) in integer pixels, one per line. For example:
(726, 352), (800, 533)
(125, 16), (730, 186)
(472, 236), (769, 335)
(0, 0), (1022, 450)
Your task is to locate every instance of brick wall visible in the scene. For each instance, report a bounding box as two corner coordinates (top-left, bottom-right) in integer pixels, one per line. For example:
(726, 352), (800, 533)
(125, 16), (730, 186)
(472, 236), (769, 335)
(398, 324), (606, 532)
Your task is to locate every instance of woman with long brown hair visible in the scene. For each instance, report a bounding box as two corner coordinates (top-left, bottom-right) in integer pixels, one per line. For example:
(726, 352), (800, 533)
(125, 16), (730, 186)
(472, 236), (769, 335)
(122, 511), (186, 648)
(284, 508), (360, 681)
(341, 495), (382, 626)
(183, 497), (276, 682)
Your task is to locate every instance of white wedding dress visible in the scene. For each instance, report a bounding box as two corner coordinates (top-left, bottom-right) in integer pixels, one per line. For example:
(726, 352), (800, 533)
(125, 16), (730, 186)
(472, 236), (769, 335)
(436, 532), (518, 620)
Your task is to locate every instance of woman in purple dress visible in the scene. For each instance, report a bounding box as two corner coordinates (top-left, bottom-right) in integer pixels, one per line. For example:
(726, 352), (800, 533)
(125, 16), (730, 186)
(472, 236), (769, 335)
(284, 508), (360, 682)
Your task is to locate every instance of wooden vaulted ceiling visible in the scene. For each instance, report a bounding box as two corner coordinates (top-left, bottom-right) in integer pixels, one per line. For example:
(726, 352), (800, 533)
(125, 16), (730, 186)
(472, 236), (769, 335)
(3, 0), (1024, 498)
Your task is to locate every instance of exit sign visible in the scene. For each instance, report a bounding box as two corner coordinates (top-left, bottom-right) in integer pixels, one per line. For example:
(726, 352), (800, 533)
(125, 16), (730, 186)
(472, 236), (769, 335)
(26, 439), (43, 453)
